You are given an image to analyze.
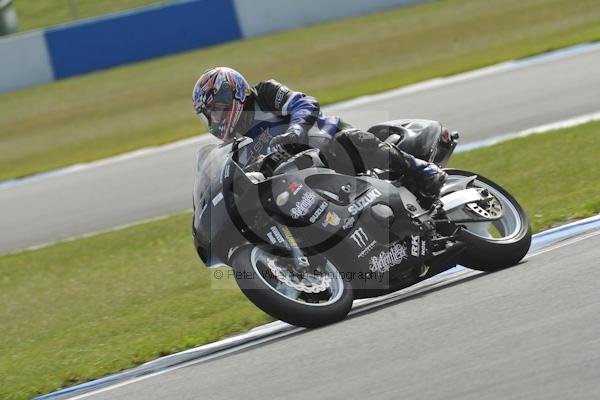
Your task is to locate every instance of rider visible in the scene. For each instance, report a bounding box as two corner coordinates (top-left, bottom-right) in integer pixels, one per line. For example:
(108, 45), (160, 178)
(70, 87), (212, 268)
(192, 67), (447, 200)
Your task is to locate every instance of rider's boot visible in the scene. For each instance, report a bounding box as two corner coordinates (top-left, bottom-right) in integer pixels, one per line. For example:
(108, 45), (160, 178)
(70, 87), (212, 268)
(384, 143), (447, 204)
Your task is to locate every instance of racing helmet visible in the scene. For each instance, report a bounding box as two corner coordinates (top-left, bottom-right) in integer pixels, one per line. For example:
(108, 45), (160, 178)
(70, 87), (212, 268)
(192, 67), (253, 141)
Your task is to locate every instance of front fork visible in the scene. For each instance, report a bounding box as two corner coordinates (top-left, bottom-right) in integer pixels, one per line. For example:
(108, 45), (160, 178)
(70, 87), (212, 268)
(278, 224), (312, 274)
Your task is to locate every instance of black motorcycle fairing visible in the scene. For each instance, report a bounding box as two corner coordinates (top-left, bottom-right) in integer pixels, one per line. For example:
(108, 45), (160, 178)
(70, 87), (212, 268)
(193, 138), (273, 267)
(193, 138), (434, 290)
(230, 168), (431, 286)
(193, 142), (248, 267)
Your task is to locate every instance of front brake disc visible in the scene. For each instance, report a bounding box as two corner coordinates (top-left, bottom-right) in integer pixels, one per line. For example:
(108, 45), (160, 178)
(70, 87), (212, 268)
(466, 189), (504, 220)
(266, 258), (332, 293)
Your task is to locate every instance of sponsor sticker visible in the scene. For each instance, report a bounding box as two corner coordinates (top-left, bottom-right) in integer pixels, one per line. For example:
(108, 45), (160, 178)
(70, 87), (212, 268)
(322, 211), (341, 227)
(233, 74), (251, 102)
(281, 226), (298, 247)
(368, 243), (408, 273)
(358, 241), (377, 258)
(411, 235), (420, 257)
(212, 192), (224, 206)
(275, 87), (288, 108)
(342, 217), (355, 230)
(348, 189), (382, 215)
(270, 226), (285, 244)
(288, 181), (303, 196)
(290, 191), (316, 219)
(266, 232), (277, 245)
(351, 228), (369, 247)
(252, 127), (274, 154)
(309, 202), (328, 223)
(223, 164), (231, 180)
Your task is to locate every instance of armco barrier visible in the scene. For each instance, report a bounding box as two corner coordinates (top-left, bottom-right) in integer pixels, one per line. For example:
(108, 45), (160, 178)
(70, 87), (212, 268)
(233, 0), (422, 38)
(0, 0), (425, 93)
(0, 30), (54, 92)
(44, 0), (241, 79)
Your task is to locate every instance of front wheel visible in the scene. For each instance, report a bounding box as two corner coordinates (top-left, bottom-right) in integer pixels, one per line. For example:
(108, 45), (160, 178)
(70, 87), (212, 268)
(443, 169), (532, 271)
(230, 246), (353, 328)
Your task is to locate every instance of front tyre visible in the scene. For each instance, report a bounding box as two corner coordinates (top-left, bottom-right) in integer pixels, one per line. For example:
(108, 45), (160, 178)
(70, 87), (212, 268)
(444, 169), (532, 271)
(230, 246), (353, 328)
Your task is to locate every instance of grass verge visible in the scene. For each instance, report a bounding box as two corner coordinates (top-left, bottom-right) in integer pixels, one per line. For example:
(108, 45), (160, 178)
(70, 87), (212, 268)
(13, 0), (169, 32)
(449, 122), (600, 232)
(0, 212), (272, 400)
(1, 122), (600, 400)
(1, 0), (600, 181)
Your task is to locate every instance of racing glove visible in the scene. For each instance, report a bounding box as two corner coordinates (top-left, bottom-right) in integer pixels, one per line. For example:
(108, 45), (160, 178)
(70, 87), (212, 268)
(269, 124), (305, 152)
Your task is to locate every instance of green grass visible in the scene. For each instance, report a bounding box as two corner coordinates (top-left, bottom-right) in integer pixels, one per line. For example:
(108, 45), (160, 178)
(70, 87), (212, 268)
(0, 213), (272, 400)
(449, 123), (600, 232)
(1, 122), (600, 399)
(1, 0), (600, 181)
(13, 0), (171, 31)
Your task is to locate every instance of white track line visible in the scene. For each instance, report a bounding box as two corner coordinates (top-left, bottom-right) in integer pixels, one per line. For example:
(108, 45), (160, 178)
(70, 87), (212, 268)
(456, 111), (600, 153)
(56, 221), (600, 400)
(329, 41), (600, 110)
(526, 229), (600, 259)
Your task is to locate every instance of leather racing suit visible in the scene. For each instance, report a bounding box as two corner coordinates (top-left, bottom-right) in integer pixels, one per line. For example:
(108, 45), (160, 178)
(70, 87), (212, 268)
(241, 80), (446, 199)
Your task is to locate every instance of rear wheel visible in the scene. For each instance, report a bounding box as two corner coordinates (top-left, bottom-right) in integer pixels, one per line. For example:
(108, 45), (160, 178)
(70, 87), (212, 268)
(444, 169), (532, 271)
(231, 246), (353, 328)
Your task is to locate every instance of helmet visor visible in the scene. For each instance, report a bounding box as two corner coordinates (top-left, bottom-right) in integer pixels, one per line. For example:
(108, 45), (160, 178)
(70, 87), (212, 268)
(208, 102), (235, 141)
(195, 89), (240, 142)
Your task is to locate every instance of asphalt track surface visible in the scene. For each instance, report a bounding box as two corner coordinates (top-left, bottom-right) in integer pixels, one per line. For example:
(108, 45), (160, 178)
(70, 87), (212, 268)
(2, 45), (600, 253)
(71, 231), (600, 400)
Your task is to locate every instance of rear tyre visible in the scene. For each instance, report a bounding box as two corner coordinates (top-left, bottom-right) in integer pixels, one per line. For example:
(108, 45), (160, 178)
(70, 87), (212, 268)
(231, 246), (353, 328)
(444, 169), (532, 271)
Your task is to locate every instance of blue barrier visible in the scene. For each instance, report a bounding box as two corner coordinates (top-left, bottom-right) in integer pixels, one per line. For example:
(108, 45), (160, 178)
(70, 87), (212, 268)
(0, 0), (427, 93)
(44, 0), (241, 79)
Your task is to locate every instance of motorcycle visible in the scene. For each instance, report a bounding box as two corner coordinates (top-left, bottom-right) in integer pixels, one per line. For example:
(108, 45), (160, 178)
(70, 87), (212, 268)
(193, 119), (532, 328)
